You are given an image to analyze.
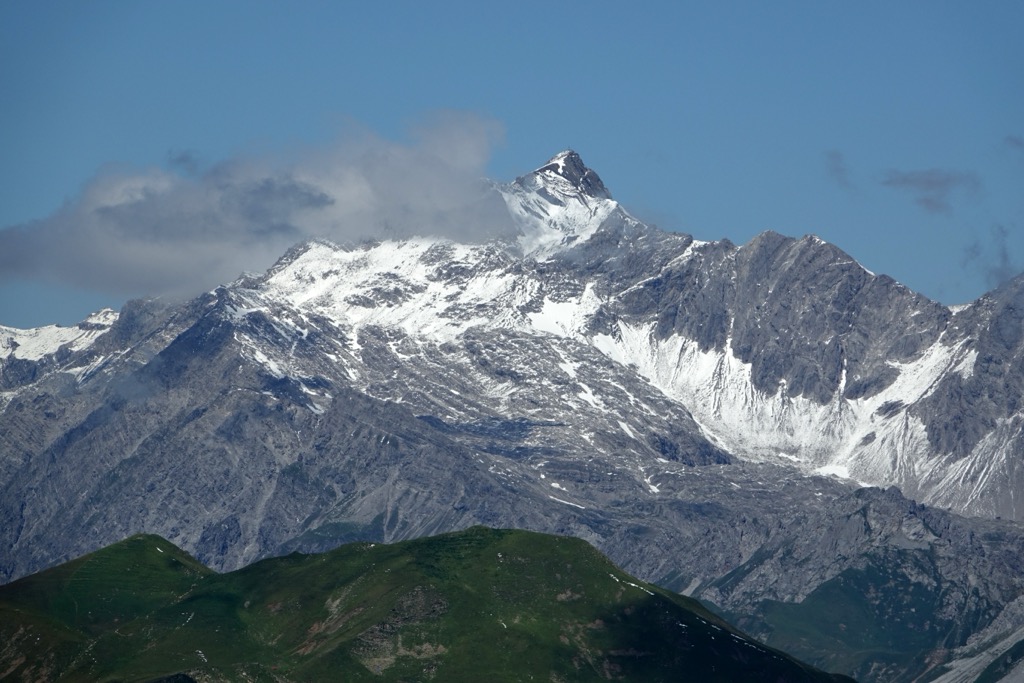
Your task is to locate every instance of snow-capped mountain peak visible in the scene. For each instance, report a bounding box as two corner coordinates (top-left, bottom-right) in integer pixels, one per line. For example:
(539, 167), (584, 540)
(531, 149), (612, 200)
(502, 150), (622, 259)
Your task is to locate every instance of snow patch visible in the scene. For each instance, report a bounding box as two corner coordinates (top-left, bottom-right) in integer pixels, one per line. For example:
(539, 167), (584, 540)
(549, 495), (585, 509)
(577, 383), (602, 409)
(816, 464), (851, 479)
(527, 283), (601, 338)
(953, 348), (978, 380)
(0, 309), (117, 361)
(503, 175), (619, 259)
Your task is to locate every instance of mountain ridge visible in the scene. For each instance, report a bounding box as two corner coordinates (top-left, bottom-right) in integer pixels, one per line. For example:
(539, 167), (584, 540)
(3, 151), (1024, 680)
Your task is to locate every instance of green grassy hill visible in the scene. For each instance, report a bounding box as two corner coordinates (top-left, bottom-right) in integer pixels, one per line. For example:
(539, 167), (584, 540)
(0, 527), (853, 682)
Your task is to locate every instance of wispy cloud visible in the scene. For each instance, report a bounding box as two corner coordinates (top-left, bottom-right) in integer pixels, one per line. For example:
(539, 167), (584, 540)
(166, 149), (202, 176)
(824, 150), (853, 189)
(1006, 135), (1024, 166)
(0, 112), (511, 300)
(881, 168), (980, 214)
(962, 224), (1021, 291)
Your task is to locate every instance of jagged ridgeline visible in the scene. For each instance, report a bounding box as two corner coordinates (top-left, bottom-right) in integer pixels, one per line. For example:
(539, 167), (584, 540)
(5, 151), (1024, 681)
(0, 527), (852, 682)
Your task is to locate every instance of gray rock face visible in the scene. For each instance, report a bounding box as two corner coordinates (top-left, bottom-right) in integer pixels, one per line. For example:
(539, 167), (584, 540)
(916, 276), (1024, 457)
(527, 149), (612, 200)
(3, 151), (1024, 681)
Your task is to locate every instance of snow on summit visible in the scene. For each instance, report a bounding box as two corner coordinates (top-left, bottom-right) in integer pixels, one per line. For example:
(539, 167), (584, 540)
(502, 150), (622, 258)
(255, 151), (630, 343)
(530, 150), (612, 200)
(259, 237), (534, 343)
(0, 309), (117, 361)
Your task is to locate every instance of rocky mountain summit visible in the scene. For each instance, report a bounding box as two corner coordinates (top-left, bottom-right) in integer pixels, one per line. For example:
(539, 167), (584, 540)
(3, 151), (1024, 680)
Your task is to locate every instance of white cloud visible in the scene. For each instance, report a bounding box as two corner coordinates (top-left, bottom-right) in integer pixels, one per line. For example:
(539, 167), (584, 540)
(0, 112), (512, 300)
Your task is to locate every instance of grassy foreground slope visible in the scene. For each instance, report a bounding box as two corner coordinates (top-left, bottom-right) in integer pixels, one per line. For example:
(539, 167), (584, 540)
(0, 527), (853, 682)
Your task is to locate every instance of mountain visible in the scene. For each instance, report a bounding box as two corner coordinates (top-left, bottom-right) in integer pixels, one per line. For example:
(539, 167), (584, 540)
(0, 527), (853, 682)
(3, 150), (1024, 680)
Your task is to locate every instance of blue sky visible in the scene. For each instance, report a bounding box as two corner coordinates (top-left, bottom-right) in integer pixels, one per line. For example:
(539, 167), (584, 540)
(2, 1), (1022, 328)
